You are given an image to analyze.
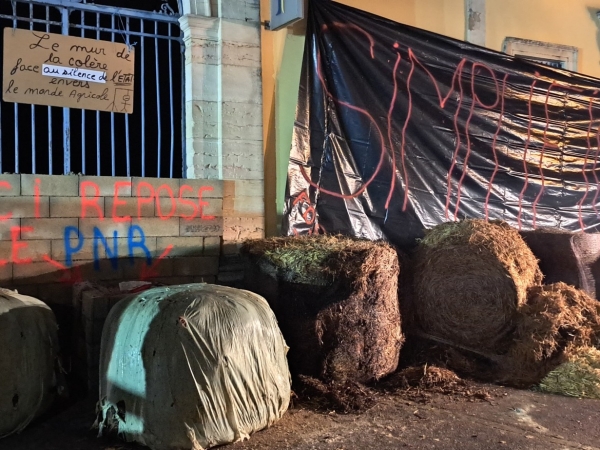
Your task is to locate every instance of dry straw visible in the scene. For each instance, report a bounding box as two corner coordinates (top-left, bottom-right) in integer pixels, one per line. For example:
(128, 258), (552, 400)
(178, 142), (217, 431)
(498, 282), (600, 387)
(241, 235), (403, 384)
(539, 346), (600, 399)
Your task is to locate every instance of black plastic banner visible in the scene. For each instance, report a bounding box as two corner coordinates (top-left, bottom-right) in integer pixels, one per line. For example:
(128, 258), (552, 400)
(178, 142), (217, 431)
(283, 0), (600, 247)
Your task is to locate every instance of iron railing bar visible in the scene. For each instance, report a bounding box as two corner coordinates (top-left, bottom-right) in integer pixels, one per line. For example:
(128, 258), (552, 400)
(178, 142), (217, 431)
(61, 6), (70, 174)
(46, 5), (52, 174)
(12, 1), (19, 173)
(29, 2), (35, 174)
(95, 11), (100, 175)
(25, 0), (181, 23)
(168, 23), (174, 178)
(125, 16), (131, 176)
(69, 25), (181, 41)
(155, 20), (162, 178)
(141, 19), (145, 177)
(110, 14), (115, 176)
(181, 30), (186, 177)
(0, 14), (62, 25)
(80, 10), (85, 174)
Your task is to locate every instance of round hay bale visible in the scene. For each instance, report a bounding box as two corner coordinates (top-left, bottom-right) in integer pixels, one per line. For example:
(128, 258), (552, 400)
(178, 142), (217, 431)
(241, 235), (403, 384)
(414, 219), (542, 351)
(539, 346), (600, 399)
(498, 282), (600, 387)
(0, 289), (60, 438)
(96, 283), (291, 450)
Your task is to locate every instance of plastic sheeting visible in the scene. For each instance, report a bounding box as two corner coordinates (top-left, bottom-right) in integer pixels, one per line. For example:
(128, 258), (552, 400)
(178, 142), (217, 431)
(0, 289), (60, 438)
(284, 0), (600, 247)
(96, 283), (291, 450)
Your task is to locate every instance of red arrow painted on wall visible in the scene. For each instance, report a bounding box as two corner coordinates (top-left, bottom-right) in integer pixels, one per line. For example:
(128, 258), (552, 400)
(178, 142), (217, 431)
(42, 255), (84, 286)
(140, 245), (174, 281)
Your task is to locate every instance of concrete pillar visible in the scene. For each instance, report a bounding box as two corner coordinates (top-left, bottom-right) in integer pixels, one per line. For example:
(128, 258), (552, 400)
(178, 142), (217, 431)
(466, 0), (486, 47)
(179, 0), (263, 182)
(179, 14), (222, 179)
(179, 0), (265, 259)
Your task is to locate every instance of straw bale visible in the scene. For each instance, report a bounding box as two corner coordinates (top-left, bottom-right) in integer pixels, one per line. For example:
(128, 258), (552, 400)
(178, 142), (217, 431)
(241, 235), (403, 384)
(498, 282), (600, 387)
(539, 346), (600, 399)
(413, 220), (542, 351)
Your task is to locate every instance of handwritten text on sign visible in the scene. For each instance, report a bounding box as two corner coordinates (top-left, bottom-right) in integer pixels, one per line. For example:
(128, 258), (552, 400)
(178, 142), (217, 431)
(2, 28), (135, 113)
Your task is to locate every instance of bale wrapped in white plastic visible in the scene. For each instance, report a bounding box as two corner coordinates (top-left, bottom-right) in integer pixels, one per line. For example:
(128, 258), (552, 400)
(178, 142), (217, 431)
(96, 283), (291, 450)
(0, 289), (60, 438)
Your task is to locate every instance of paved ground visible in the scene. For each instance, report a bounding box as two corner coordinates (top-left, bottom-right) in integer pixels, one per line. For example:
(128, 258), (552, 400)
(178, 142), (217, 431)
(2, 386), (599, 450)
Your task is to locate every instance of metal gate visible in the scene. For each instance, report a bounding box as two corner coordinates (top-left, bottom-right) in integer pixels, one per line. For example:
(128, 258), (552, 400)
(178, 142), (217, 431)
(0, 0), (184, 178)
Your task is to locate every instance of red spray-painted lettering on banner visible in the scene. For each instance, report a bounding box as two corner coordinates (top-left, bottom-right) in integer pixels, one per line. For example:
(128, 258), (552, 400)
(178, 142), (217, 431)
(297, 23), (600, 231)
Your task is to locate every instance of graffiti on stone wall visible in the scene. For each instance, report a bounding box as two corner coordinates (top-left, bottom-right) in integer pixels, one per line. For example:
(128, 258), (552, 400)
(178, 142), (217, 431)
(0, 178), (219, 284)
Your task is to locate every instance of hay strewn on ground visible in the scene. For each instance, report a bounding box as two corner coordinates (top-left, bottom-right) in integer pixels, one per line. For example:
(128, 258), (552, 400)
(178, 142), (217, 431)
(497, 282), (600, 387)
(241, 235), (403, 384)
(295, 375), (377, 413)
(413, 220), (542, 352)
(380, 364), (498, 403)
(539, 346), (600, 399)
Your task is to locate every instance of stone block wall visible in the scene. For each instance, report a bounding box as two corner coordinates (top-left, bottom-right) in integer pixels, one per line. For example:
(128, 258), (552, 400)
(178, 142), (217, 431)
(0, 173), (264, 299)
(0, 174), (225, 299)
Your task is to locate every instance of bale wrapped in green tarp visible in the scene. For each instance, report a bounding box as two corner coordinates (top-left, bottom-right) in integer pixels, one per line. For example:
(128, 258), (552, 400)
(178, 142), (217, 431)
(95, 283), (291, 450)
(240, 235), (403, 384)
(0, 289), (60, 438)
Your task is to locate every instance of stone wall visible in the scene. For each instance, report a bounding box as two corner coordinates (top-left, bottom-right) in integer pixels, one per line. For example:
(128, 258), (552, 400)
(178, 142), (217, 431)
(0, 174), (264, 299)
